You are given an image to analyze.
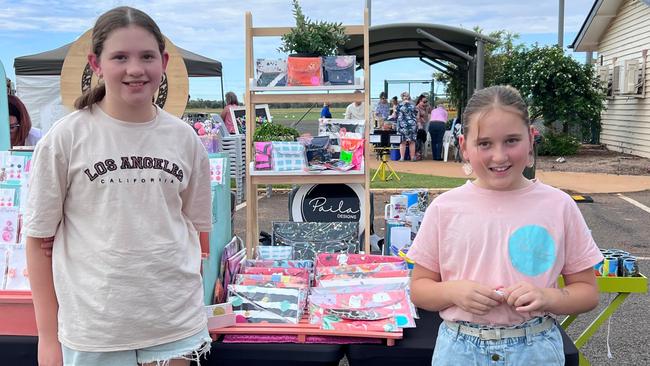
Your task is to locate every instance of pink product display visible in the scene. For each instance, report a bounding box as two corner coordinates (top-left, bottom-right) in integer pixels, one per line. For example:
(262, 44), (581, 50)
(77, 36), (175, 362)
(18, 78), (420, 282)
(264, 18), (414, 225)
(315, 253), (405, 267)
(235, 274), (308, 288)
(315, 270), (410, 286)
(308, 289), (415, 332)
(243, 267), (310, 282)
(315, 262), (407, 277)
(222, 334), (382, 344)
(254, 142), (273, 170)
(243, 259), (314, 271)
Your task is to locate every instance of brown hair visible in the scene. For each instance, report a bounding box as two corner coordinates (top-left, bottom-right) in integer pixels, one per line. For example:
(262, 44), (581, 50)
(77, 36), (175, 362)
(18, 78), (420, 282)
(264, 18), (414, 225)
(225, 91), (239, 106)
(74, 6), (166, 110)
(7, 95), (32, 147)
(462, 85), (530, 137)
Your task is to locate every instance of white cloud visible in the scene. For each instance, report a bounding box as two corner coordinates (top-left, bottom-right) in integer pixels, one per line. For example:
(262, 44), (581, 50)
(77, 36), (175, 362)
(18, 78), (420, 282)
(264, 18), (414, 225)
(1, 0), (597, 100)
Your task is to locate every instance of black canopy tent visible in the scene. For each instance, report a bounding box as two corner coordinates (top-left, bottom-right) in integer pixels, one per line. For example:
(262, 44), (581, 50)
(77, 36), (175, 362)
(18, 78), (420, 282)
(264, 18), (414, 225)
(13, 42), (224, 102)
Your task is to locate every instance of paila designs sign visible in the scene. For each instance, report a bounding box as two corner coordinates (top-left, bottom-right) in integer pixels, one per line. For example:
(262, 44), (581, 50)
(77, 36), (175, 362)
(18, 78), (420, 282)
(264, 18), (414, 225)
(290, 183), (366, 236)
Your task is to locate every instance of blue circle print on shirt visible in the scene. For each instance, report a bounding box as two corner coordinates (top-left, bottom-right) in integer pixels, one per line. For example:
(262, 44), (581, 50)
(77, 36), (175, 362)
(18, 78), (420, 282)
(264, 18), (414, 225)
(508, 225), (557, 276)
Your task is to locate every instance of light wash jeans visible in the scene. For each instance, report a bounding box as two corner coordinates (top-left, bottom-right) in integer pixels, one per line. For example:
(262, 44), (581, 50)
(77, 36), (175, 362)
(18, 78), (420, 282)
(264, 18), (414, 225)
(62, 327), (211, 366)
(432, 317), (565, 366)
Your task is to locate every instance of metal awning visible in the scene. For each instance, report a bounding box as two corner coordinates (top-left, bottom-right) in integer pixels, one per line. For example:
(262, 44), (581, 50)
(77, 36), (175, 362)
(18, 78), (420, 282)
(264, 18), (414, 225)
(343, 22), (497, 97)
(344, 23), (496, 66)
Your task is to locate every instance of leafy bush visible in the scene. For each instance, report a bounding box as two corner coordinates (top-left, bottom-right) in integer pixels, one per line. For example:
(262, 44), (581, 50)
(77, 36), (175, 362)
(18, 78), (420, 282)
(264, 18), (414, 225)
(278, 0), (348, 56)
(253, 122), (300, 142)
(538, 132), (580, 156)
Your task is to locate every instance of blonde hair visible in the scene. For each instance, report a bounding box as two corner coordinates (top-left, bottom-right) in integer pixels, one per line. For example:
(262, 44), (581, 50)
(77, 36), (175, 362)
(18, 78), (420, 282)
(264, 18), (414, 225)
(462, 85), (530, 137)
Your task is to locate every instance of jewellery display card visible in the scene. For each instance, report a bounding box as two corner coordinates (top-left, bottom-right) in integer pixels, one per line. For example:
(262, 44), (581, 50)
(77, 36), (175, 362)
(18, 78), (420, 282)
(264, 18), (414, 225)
(4, 244), (30, 290)
(0, 188), (16, 208)
(0, 155), (26, 184)
(0, 207), (19, 244)
(209, 158), (225, 185)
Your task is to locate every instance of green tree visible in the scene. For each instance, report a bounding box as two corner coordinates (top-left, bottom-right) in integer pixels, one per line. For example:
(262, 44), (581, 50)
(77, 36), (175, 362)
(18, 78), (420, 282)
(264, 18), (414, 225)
(496, 45), (606, 140)
(434, 28), (525, 110)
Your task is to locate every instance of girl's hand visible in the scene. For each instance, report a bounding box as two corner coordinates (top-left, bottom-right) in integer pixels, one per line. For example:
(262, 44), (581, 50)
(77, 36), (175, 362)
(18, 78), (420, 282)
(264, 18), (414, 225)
(450, 280), (504, 315)
(38, 337), (63, 366)
(504, 281), (548, 313)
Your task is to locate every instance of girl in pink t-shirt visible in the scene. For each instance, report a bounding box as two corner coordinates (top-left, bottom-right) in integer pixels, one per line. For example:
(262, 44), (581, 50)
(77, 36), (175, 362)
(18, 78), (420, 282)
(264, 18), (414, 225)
(407, 85), (602, 365)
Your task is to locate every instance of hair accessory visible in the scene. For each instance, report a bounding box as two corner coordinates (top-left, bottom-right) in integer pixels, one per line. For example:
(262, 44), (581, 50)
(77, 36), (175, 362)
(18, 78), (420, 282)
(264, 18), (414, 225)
(462, 162), (473, 176)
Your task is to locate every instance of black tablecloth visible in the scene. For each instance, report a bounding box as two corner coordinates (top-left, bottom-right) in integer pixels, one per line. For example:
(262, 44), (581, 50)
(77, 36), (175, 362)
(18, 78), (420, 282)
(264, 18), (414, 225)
(0, 310), (578, 366)
(346, 310), (579, 366)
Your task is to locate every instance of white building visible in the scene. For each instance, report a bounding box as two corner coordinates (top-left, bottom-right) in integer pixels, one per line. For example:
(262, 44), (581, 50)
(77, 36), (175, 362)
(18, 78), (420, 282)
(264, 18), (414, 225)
(571, 0), (650, 158)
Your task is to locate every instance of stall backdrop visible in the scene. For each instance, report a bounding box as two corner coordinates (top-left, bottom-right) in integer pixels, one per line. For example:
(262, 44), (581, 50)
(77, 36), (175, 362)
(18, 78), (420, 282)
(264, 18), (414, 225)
(13, 38), (222, 132)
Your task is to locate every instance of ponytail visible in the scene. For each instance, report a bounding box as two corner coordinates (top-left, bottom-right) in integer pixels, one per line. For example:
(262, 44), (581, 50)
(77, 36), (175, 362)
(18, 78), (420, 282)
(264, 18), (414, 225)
(74, 83), (106, 110)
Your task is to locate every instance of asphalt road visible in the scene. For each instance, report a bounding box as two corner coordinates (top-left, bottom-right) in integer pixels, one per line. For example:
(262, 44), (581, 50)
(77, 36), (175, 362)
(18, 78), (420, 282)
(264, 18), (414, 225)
(233, 189), (650, 365)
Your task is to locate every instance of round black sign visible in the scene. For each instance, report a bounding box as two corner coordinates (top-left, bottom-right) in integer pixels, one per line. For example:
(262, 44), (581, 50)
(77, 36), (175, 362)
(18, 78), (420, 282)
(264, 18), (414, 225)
(301, 184), (361, 223)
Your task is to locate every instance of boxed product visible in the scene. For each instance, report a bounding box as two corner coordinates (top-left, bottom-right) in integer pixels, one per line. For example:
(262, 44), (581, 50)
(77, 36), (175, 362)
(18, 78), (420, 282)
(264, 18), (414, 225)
(256, 59), (288, 87)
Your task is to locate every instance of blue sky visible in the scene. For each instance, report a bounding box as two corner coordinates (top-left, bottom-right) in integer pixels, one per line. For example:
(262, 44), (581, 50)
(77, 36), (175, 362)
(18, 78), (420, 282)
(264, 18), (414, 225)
(0, 0), (595, 102)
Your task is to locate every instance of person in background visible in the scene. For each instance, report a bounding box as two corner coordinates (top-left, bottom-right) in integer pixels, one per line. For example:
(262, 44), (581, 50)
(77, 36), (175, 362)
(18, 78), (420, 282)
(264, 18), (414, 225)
(428, 104), (448, 161)
(396, 91), (417, 161)
(25, 6), (212, 366)
(220, 91), (239, 134)
(374, 91), (390, 121)
(408, 85), (601, 365)
(414, 94), (431, 160)
(8, 94), (42, 147)
(320, 101), (332, 118)
(344, 90), (365, 120)
(388, 96), (399, 121)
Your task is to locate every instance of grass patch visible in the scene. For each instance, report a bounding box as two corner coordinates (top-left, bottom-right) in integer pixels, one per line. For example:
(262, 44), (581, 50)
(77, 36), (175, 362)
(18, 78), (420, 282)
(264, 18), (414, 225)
(370, 169), (467, 189)
(231, 172), (466, 190)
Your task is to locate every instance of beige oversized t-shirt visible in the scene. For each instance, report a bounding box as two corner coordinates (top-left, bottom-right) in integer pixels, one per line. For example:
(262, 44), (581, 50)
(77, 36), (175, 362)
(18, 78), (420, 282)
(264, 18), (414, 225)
(23, 106), (212, 351)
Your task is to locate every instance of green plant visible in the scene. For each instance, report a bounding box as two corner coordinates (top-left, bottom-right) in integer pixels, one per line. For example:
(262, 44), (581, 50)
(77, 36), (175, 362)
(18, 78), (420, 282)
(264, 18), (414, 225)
(253, 122), (300, 142)
(496, 45), (606, 136)
(538, 132), (580, 156)
(278, 0), (349, 56)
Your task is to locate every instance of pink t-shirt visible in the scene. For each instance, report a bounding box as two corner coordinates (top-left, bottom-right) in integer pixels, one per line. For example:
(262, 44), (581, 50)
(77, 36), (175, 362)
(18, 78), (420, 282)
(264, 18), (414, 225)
(407, 180), (603, 326)
(429, 107), (448, 122)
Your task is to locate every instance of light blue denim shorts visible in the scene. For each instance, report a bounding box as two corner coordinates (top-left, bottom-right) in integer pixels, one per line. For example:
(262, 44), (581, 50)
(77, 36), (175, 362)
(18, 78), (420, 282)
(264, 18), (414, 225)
(432, 317), (565, 366)
(62, 327), (211, 366)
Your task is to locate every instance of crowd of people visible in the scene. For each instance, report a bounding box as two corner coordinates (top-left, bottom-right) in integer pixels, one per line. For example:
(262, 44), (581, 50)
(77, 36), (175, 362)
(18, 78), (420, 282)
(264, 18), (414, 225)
(373, 91), (452, 162)
(319, 91), (454, 162)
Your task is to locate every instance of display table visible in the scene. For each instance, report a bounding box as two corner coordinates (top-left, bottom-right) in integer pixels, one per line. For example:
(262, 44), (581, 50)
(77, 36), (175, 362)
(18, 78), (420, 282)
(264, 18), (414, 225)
(0, 309), (578, 366)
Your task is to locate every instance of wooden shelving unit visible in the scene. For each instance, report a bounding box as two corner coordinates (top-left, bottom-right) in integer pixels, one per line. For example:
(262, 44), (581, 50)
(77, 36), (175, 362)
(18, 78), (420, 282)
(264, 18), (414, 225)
(243, 10), (371, 257)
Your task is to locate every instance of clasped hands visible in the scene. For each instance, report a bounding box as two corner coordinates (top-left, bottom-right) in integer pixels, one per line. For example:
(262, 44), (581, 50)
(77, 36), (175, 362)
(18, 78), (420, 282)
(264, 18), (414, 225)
(450, 280), (548, 316)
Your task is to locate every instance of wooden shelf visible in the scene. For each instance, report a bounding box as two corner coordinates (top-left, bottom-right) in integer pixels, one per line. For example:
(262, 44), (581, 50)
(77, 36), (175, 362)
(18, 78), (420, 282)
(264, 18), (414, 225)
(210, 313), (402, 346)
(251, 25), (364, 37)
(250, 79), (364, 92)
(244, 9), (371, 257)
(250, 163), (365, 185)
(251, 92), (365, 104)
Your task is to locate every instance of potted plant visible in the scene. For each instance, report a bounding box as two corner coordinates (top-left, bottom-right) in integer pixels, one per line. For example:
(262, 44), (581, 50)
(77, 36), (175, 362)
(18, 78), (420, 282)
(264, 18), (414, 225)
(278, 0), (351, 86)
(252, 122), (300, 171)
